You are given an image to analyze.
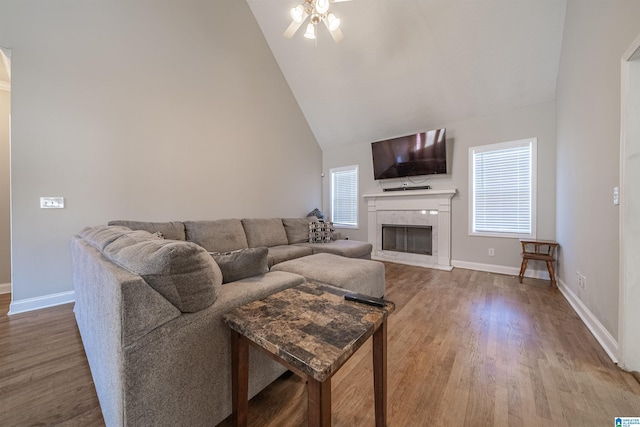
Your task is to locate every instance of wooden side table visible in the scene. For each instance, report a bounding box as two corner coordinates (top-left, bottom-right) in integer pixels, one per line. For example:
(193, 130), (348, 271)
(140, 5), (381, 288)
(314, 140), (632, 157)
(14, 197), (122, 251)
(223, 281), (395, 427)
(518, 239), (559, 288)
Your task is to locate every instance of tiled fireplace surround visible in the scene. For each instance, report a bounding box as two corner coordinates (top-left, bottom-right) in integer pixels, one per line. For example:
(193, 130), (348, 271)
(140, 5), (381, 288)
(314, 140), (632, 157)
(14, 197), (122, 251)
(363, 189), (456, 271)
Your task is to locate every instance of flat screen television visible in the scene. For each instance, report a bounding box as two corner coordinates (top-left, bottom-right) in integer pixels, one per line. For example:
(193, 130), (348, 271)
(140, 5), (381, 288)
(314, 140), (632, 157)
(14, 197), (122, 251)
(371, 128), (447, 180)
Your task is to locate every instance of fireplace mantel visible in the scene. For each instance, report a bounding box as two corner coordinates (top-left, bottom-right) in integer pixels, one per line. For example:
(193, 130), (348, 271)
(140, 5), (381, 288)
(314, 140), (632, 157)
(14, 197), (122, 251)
(363, 189), (456, 270)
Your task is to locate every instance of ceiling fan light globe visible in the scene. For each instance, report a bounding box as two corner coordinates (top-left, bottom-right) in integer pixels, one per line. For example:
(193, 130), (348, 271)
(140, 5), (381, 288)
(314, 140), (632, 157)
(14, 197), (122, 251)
(328, 13), (341, 31)
(291, 5), (305, 23)
(304, 23), (316, 39)
(315, 0), (330, 14)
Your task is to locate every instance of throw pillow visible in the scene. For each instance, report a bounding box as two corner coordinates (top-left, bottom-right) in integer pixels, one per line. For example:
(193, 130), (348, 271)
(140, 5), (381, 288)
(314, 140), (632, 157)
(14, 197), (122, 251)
(210, 247), (269, 284)
(307, 208), (325, 220)
(308, 220), (334, 243)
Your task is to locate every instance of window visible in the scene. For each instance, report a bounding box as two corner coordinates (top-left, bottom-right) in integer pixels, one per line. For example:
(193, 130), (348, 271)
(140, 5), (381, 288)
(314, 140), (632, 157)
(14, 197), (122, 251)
(330, 165), (358, 228)
(469, 138), (537, 238)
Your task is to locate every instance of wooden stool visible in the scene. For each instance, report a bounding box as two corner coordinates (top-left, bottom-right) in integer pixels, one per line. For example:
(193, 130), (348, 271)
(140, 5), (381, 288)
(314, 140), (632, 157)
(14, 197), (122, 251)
(518, 239), (559, 288)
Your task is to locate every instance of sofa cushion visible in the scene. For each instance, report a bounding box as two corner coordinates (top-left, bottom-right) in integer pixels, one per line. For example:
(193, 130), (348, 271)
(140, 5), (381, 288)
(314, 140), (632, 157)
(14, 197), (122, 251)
(266, 245), (313, 268)
(282, 217), (317, 244)
(241, 218), (289, 248)
(294, 239), (373, 259)
(209, 247), (269, 284)
(79, 225), (150, 250)
(108, 220), (186, 241)
(103, 232), (222, 313)
(271, 253), (385, 297)
(184, 220), (249, 253)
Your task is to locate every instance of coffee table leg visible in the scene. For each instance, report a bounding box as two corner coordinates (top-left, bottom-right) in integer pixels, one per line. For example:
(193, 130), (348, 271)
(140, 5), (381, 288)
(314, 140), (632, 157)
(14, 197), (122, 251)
(373, 320), (388, 427)
(231, 331), (249, 427)
(308, 377), (331, 427)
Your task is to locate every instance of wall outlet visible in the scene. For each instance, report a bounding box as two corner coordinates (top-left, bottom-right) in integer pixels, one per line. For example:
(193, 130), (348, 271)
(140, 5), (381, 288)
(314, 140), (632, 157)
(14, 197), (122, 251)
(488, 248), (495, 256)
(576, 271), (586, 289)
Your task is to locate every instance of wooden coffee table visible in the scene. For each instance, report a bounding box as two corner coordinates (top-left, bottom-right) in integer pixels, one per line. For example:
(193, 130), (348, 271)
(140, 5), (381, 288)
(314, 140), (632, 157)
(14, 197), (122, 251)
(222, 281), (395, 427)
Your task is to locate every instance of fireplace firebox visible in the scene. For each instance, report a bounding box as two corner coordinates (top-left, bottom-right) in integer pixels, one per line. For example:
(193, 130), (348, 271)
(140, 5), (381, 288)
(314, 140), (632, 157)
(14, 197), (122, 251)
(382, 224), (433, 256)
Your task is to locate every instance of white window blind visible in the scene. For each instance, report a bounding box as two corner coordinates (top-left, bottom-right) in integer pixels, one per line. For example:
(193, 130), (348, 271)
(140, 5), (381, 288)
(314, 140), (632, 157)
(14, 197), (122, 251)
(469, 138), (537, 238)
(330, 165), (358, 228)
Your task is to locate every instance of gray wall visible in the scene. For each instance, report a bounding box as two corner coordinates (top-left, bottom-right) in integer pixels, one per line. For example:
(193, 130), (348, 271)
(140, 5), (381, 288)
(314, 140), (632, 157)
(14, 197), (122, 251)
(0, 1), (322, 303)
(322, 101), (557, 271)
(556, 0), (640, 340)
(0, 89), (9, 285)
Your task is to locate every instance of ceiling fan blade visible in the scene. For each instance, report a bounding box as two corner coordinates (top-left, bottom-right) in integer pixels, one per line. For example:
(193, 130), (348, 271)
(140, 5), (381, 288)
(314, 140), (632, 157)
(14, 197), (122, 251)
(323, 19), (344, 43)
(331, 0), (352, 3)
(330, 27), (344, 43)
(283, 20), (303, 38)
(283, 10), (310, 39)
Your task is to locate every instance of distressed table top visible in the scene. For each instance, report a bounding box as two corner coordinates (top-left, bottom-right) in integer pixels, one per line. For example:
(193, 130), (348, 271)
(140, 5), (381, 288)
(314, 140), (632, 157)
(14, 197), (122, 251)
(222, 281), (395, 382)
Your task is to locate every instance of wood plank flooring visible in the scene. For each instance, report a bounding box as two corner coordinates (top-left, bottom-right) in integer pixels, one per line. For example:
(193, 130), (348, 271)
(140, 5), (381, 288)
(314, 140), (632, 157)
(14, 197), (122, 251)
(1, 264), (640, 426)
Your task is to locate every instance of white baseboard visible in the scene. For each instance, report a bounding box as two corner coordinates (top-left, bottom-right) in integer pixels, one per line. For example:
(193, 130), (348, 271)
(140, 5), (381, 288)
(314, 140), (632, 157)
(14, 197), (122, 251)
(450, 260), (618, 364)
(556, 278), (618, 363)
(451, 260), (550, 280)
(0, 282), (10, 294)
(8, 290), (75, 315)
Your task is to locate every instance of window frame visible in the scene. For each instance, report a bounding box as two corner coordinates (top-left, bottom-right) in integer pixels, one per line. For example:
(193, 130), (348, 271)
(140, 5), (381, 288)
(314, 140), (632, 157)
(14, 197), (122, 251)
(468, 137), (537, 239)
(330, 164), (359, 229)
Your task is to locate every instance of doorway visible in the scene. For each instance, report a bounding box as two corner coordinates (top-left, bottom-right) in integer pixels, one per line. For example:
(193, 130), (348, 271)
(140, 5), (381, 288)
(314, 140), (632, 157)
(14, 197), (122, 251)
(619, 34), (640, 375)
(0, 47), (10, 296)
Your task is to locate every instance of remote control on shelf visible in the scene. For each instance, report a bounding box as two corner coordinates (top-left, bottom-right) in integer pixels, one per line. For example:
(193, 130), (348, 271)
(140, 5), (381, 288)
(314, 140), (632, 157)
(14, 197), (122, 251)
(344, 293), (386, 307)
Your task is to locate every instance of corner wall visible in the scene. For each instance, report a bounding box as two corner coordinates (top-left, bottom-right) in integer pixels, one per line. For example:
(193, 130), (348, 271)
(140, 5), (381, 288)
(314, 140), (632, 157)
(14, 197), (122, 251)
(556, 0), (640, 340)
(322, 102), (557, 272)
(0, 1), (322, 310)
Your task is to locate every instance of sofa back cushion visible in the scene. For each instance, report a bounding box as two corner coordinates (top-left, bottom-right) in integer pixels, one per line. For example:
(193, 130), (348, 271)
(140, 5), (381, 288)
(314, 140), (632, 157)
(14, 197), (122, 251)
(184, 219), (249, 253)
(80, 225), (222, 313)
(108, 220), (186, 241)
(210, 247), (269, 283)
(241, 218), (288, 248)
(282, 217), (317, 244)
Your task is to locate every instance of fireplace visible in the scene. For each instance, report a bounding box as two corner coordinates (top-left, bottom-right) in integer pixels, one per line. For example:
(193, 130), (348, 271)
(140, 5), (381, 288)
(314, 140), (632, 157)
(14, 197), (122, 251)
(363, 189), (456, 270)
(382, 224), (433, 255)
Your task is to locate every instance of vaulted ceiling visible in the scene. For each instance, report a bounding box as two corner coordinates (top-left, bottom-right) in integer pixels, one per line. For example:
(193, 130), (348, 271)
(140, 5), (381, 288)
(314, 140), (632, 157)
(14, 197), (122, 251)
(247, 0), (567, 150)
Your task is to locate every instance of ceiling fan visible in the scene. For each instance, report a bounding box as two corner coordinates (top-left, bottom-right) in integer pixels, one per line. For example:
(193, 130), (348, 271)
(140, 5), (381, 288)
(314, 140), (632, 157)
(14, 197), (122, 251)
(283, 0), (351, 43)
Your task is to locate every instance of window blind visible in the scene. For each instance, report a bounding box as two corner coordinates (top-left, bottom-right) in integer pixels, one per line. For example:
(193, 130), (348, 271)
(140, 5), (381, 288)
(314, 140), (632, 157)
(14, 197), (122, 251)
(331, 166), (358, 228)
(471, 139), (535, 236)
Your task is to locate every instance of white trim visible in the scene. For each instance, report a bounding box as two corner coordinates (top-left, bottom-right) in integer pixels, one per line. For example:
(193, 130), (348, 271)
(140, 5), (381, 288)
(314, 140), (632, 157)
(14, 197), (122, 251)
(374, 254), (454, 271)
(8, 290), (75, 315)
(451, 259), (549, 280)
(619, 31), (640, 372)
(558, 278), (618, 364)
(450, 262), (618, 364)
(0, 282), (10, 294)
(0, 80), (9, 92)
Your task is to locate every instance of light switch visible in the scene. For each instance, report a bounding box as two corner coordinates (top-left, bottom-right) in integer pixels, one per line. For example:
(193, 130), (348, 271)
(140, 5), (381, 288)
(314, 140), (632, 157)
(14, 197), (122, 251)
(613, 187), (620, 205)
(40, 197), (64, 209)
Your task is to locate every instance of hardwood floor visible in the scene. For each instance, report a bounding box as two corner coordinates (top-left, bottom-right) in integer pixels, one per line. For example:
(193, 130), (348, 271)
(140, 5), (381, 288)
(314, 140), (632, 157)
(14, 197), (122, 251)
(1, 264), (639, 426)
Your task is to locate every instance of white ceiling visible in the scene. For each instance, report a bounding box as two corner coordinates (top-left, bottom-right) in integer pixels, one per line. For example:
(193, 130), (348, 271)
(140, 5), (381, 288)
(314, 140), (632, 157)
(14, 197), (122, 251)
(247, 0), (567, 150)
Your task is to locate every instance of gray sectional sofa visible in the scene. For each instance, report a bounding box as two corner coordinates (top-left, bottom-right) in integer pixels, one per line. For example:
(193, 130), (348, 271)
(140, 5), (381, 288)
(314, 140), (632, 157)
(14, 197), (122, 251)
(71, 217), (381, 427)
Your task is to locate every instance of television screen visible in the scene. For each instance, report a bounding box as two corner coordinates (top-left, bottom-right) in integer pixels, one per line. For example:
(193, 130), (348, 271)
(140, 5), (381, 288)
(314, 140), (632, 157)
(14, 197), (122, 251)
(371, 128), (446, 180)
